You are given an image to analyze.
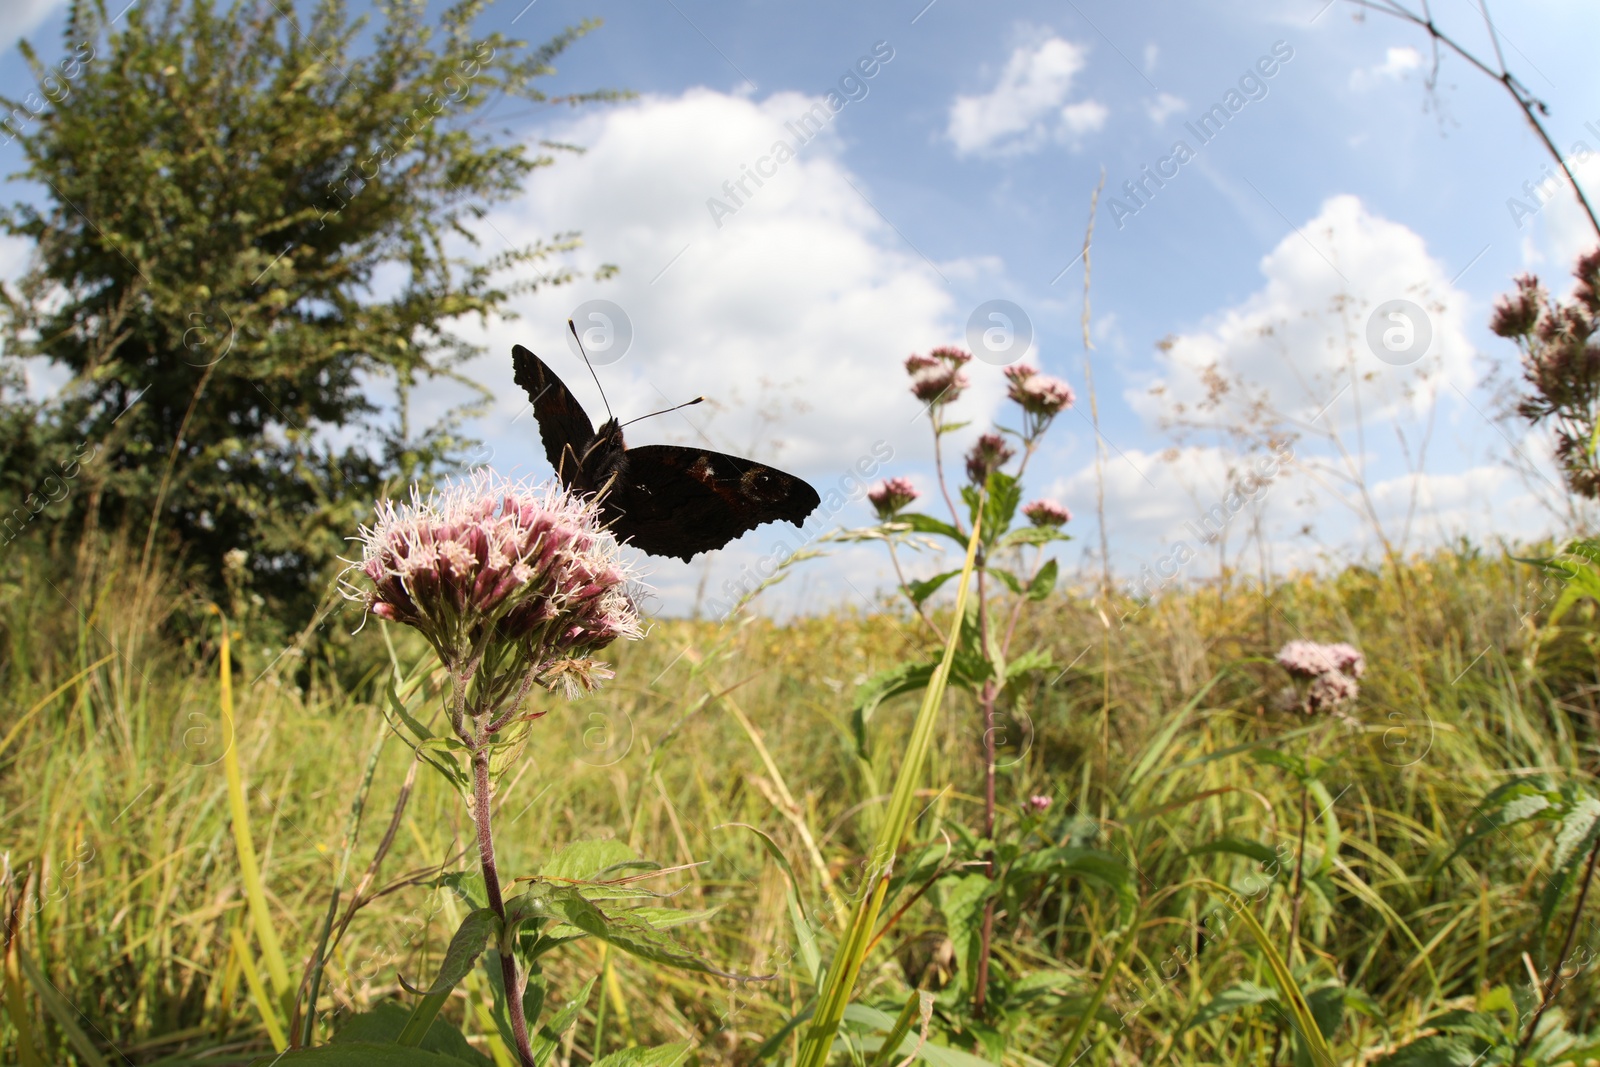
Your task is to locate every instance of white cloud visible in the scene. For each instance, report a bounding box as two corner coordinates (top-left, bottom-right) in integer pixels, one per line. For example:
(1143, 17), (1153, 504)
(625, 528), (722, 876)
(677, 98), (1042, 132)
(1144, 92), (1187, 125)
(0, 0), (65, 44)
(1519, 152), (1600, 282)
(440, 88), (1010, 612)
(946, 36), (1105, 156)
(1133, 194), (1475, 430)
(1349, 46), (1423, 91)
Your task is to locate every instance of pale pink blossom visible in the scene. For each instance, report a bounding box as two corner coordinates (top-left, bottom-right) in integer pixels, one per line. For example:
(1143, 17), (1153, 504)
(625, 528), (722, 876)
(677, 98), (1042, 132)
(868, 477), (919, 519)
(1022, 499), (1071, 527)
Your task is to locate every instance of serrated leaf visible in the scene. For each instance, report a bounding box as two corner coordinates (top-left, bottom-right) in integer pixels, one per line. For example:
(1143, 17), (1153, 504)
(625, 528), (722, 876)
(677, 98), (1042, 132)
(1026, 558), (1058, 600)
(938, 873), (995, 996)
(1551, 796), (1600, 872)
(592, 1044), (691, 1067)
(545, 889), (756, 978)
(332, 1003), (492, 1066)
(997, 525), (1071, 549)
(897, 512), (966, 544)
(1371, 1036), (1489, 1067)
(1445, 777), (1558, 866)
(426, 908), (499, 995)
(248, 1044), (472, 1066)
(907, 569), (962, 606)
(987, 568), (1023, 595)
(852, 661), (939, 757)
(1185, 981), (1279, 1030)
(529, 978), (597, 1067)
(540, 839), (641, 883)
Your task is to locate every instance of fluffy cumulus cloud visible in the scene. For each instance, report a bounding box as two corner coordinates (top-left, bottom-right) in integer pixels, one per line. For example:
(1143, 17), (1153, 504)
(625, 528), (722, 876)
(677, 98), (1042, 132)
(445, 88), (1014, 612)
(1133, 194), (1475, 431)
(946, 35), (1105, 156)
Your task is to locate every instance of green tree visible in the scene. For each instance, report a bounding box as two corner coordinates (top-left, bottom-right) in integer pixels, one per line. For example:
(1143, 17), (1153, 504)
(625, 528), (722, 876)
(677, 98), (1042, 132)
(0, 0), (616, 626)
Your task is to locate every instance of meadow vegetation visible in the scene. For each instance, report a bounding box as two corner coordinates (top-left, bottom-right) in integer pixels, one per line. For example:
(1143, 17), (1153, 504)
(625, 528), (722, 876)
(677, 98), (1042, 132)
(4, 524), (1600, 1065)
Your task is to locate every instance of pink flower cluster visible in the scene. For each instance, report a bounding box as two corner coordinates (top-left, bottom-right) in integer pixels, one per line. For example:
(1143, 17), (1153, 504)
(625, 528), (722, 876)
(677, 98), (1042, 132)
(1275, 639), (1365, 713)
(1004, 364), (1075, 418)
(1022, 499), (1071, 527)
(905, 347), (972, 406)
(349, 473), (641, 667)
(1027, 794), (1053, 813)
(868, 476), (919, 519)
(965, 432), (1015, 485)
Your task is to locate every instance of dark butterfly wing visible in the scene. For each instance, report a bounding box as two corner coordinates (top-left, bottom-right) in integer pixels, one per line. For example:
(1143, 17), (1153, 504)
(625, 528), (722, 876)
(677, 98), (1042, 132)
(602, 445), (822, 562)
(512, 344), (595, 484)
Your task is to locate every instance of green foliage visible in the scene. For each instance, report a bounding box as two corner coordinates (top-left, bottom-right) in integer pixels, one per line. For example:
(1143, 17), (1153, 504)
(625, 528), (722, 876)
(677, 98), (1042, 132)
(0, 0), (617, 625)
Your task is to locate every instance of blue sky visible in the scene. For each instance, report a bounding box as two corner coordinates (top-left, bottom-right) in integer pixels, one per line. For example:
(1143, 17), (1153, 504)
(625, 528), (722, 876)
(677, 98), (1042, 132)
(3, 0), (1598, 616)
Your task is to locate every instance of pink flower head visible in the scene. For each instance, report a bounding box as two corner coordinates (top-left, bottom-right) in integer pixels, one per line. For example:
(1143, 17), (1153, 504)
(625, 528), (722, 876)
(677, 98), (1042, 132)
(347, 472), (642, 676)
(965, 432), (1015, 485)
(1027, 794), (1053, 814)
(1325, 642), (1365, 679)
(906, 347), (974, 407)
(1275, 639), (1363, 714)
(1275, 640), (1339, 680)
(928, 346), (973, 366)
(1306, 670), (1359, 713)
(868, 476), (919, 519)
(1022, 499), (1071, 527)
(1012, 373), (1076, 417)
(1003, 363), (1038, 387)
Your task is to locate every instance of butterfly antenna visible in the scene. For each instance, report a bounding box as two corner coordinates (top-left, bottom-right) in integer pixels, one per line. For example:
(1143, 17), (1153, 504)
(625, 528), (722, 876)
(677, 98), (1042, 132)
(620, 396), (706, 428)
(568, 318), (614, 422)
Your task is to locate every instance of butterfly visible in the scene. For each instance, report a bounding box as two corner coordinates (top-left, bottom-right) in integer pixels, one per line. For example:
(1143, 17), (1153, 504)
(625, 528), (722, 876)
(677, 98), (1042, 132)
(512, 341), (822, 562)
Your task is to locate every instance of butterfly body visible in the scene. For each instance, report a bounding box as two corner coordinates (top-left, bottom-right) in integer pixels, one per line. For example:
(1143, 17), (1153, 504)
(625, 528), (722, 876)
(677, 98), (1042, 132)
(513, 344), (821, 562)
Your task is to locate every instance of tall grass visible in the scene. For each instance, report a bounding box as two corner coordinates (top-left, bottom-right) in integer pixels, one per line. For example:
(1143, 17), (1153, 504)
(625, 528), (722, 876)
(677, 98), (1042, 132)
(1, 534), (1597, 1065)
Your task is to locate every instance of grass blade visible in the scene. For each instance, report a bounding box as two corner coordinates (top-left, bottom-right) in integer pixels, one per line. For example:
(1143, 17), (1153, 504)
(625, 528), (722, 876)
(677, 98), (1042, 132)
(795, 513), (984, 1067)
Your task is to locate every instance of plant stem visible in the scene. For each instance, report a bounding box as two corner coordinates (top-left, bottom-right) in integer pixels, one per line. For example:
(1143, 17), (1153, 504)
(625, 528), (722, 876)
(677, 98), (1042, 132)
(974, 675), (999, 1016)
(471, 744), (536, 1067)
(1517, 833), (1600, 1061)
(929, 409), (966, 536)
(1288, 783), (1310, 965)
(972, 560), (1000, 1017)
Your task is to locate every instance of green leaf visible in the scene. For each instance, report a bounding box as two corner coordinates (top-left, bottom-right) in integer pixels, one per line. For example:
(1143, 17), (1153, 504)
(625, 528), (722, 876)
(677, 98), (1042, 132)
(397, 908), (500, 1046)
(248, 1045), (473, 1066)
(896, 512), (967, 544)
(529, 978), (597, 1067)
(592, 1044), (692, 1067)
(1371, 1036), (1491, 1067)
(542, 889), (757, 979)
(1551, 795), (1600, 872)
(938, 873), (995, 996)
(1003, 648), (1054, 684)
(1186, 981), (1279, 1030)
(852, 661), (938, 757)
(987, 568), (1024, 595)
(907, 569), (962, 606)
(1250, 748), (1309, 780)
(539, 839), (642, 883)
(982, 471), (1021, 540)
(841, 1004), (1001, 1067)
(332, 1003), (492, 1066)
(1026, 558), (1058, 600)
(1444, 776), (1559, 867)
(997, 525), (1071, 549)
(1188, 837), (1283, 868)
